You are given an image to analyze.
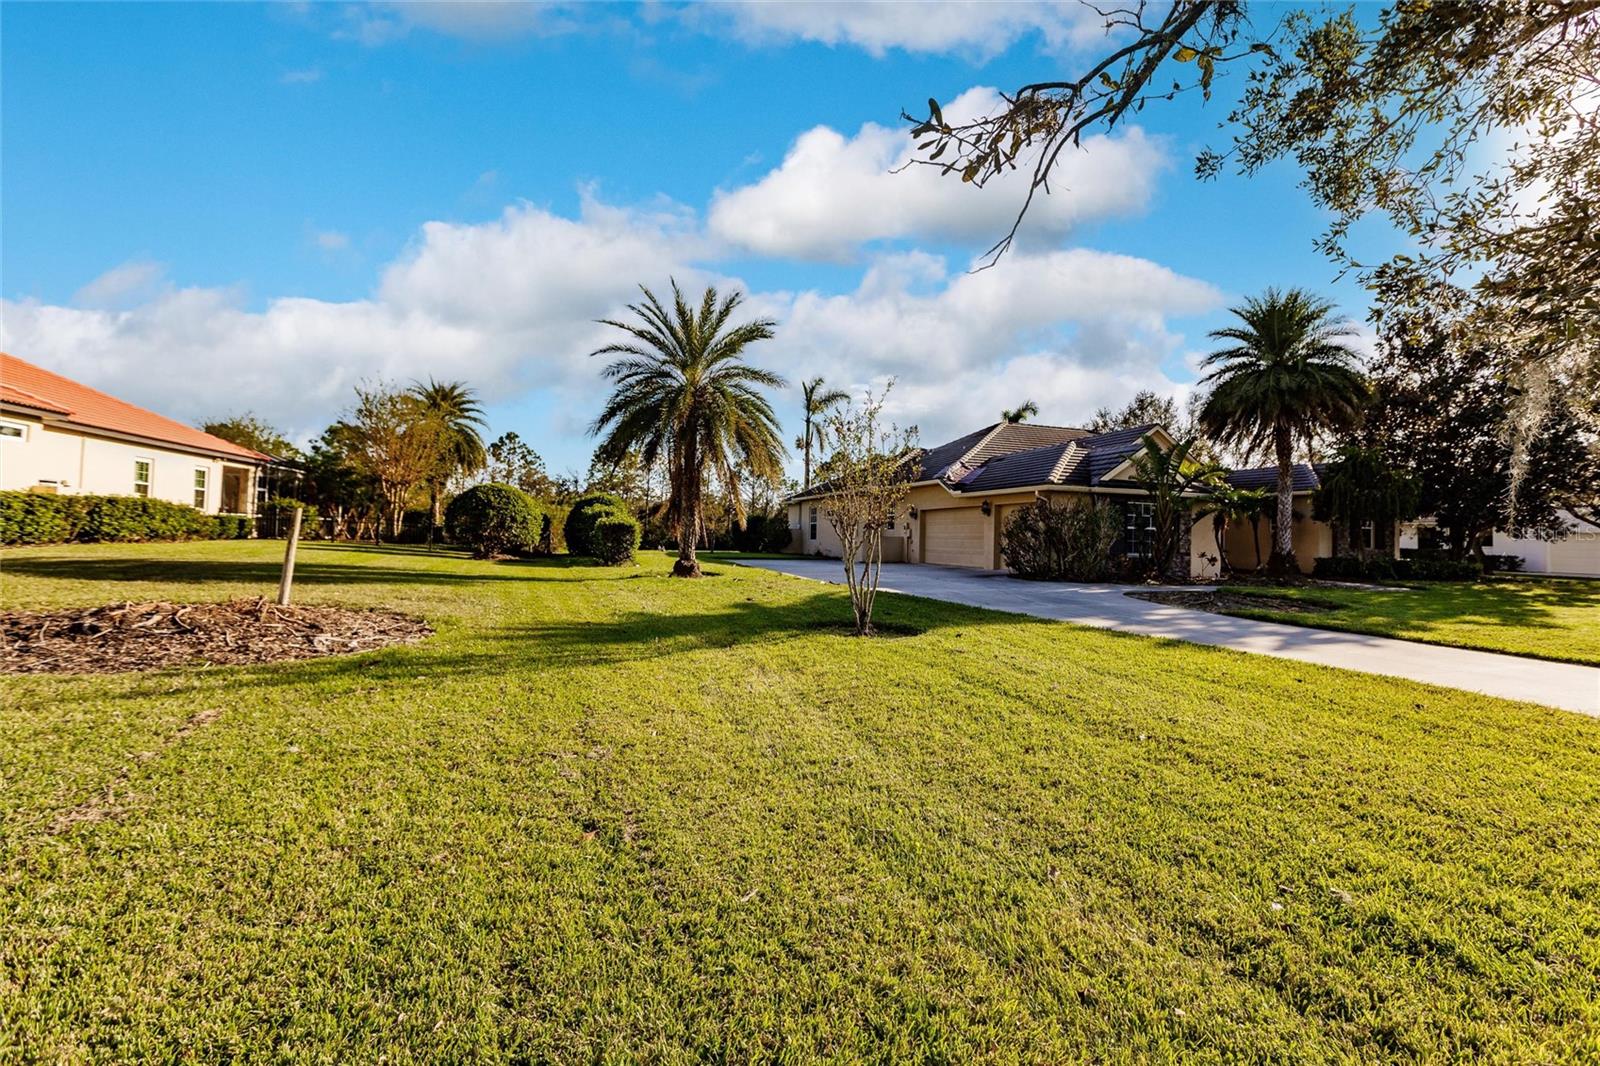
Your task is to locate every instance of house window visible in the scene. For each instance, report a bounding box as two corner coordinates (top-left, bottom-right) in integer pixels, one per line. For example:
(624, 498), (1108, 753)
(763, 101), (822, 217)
(0, 420), (26, 442)
(1124, 501), (1156, 557)
(193, 468), (209, 509)
(808, 506), (818, 541)
(1360, 520), (1376, 551)
(134, 459), (152, 498)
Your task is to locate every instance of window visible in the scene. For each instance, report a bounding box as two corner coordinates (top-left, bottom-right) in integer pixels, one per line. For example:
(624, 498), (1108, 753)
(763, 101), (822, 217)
(1360, 520), (1376, 551)
(193, 467), (209, 509)
(808, 506), (818, 541)
(133, 459), (152, 498)
(0, 420), (25, 442)
(1124, 501), (1156, 557)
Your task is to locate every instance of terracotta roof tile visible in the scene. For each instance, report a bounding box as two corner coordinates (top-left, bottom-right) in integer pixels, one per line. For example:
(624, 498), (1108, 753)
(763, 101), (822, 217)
(0, 352), (270, 462)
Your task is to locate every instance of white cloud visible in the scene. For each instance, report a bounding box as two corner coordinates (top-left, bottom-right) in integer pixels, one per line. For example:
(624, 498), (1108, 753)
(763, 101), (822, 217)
(697, 1), (1104, 58)
(280, 67), (324, 85)
(71, 260), (167, 310)
(339, 1), (573, 46)
(749, 248), (1222, 446)
(4, 198), (1218, 466)
(2, 197), (707, 443)
(314, 230), (351, 251)
(709, 87), (1166, 261)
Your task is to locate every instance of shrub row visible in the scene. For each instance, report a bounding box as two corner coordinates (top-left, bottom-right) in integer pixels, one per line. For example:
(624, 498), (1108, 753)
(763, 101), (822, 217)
(1312, 554), (1483, 582)
(562, 492), (639, 566)
(0, 491), (250, 546)
(444, 484), (550, 558)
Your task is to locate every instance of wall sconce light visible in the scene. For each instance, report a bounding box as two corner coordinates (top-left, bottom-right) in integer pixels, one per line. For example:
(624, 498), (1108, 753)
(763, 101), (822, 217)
(980, 500), (992, 516)
(908, 506), (918, 519)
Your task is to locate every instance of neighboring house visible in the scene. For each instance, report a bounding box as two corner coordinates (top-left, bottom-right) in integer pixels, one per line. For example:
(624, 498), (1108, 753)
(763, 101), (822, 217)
(0, 352), (271, 514)
(785, 421), (1401, 579)
(1401, 511), (1600, 577)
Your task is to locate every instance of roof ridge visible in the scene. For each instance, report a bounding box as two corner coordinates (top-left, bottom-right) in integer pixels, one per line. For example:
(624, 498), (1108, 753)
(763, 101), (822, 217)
(1045, 441), (1080, 484)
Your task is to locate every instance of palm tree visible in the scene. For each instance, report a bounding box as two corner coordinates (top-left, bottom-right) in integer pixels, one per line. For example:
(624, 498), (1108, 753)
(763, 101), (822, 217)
(1197, 481), (1272, 576)
(1198, 288), (1368, 575)
(411, 379), (487, 539)
(1128, 435), (1221, 578)
(1002, 400), (1040, 423)
(590, 280), (787, 578)
(796, 377), (849, 491)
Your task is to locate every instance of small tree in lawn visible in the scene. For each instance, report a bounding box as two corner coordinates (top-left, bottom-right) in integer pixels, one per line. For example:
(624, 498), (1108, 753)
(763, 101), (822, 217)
(818, 389), (917, 636)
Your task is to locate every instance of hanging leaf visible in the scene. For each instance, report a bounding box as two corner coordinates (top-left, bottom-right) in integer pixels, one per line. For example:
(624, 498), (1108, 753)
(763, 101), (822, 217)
(928, 98), (943, 125)
(1175, 46), (1199, 62)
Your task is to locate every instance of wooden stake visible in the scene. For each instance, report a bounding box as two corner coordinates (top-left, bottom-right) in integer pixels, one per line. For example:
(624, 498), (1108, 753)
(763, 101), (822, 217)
(277, 506), (303, 606)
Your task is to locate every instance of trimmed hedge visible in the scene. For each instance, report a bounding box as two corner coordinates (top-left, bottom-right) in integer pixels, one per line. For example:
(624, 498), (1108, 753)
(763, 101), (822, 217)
(593, 511), (642, 566)
(1312, 554), (1483, 582)
(444, 483), (545, 558)
(563, 492), (630, 557)
(0, 491), (233, 546)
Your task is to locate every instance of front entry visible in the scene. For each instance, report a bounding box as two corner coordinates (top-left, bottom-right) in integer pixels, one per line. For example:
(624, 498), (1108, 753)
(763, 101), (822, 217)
(921, 507), (987, 568)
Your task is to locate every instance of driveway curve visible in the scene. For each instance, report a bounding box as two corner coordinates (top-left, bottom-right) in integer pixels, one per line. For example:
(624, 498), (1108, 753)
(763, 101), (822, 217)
(736, 558), (1600, 717)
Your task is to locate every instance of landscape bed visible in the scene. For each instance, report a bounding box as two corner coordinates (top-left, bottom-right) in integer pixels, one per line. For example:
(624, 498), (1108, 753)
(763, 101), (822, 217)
(3, 540), (1598, 1061)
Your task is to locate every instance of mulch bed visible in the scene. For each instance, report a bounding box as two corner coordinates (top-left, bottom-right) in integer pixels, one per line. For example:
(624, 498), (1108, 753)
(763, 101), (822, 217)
(1131, 590), (1339, 616)
(1, 598), (433, 675)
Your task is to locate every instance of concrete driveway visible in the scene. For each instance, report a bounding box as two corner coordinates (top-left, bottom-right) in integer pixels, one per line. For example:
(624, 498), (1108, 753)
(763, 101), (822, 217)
(735, 558), (1600, 716)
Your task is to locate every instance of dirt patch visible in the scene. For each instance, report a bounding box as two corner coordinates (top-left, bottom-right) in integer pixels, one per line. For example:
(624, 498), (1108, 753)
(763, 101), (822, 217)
(1132, 590), (1341, 616)
(2, 598), (432, 675)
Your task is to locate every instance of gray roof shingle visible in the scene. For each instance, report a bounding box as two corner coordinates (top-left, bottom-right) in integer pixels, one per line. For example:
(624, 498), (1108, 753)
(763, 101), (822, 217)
(1225, 463), (1322, 492)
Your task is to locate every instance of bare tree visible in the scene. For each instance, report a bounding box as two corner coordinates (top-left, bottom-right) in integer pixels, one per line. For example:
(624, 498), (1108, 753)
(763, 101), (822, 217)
(818, 389), (918, 636)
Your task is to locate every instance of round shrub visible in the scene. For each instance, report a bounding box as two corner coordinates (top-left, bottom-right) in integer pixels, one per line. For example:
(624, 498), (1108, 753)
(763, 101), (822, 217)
(592, 511), (641, 566)
(563, 492), (629, 557)
(445, 483), (543, 558)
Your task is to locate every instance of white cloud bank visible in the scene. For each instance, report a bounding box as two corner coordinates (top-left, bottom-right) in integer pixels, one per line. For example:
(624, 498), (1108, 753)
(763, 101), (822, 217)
(710, 88), (1165, 261)
(4, 203), (1216, 463)
(698, 1), (1104, 58)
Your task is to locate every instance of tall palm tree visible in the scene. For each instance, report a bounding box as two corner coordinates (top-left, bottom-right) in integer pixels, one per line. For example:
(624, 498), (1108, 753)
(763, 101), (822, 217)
(590, 280), (787, 578)
(1198, 288), (1368, 575)
(411, 379), (488, 538)
(796, 377), (849, 491)
(1002, 400), (1040, 423)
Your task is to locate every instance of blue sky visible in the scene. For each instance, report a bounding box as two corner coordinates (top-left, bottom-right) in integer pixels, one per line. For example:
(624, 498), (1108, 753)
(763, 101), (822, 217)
(2, 1), (1381, 476)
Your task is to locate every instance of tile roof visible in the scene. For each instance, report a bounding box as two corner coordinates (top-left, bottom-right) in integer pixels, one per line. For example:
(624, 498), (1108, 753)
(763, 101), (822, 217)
(918, 422), (1091, 483)
(1225, 463), (1322, 492)
(931, 422), (1159, 494)
(0, 352), (271, 462)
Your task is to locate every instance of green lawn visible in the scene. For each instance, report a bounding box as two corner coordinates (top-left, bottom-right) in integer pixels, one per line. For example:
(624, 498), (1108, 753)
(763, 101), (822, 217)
(3, 541), (1599, 1062)
(1216, 578), (1600, 666)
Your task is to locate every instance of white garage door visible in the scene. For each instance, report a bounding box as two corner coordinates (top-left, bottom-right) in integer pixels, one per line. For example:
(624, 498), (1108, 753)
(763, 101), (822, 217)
(923, 507), (987, 568)
(1548, 534), (1600, 577)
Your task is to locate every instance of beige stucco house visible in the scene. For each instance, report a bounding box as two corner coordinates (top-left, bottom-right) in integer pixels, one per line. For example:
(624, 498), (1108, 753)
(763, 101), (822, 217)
(785, 420), (1367, 581)
(1, 352), (271, 514)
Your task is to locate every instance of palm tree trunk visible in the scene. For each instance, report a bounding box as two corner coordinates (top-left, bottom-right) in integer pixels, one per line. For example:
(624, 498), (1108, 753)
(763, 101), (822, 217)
(1213, 513), (1229, 576)
(1271, 425), (1296, 576)
(673, 440), (703, 578)
(802, 420), (813, 491)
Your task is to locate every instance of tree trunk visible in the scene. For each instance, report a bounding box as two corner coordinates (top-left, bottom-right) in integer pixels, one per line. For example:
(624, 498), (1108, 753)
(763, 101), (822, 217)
(1213, 513), (1229, 576)
(1334, 515), (1352, 558)
(673, 441), (702, 578)
(1270, 425), (1296, 576)
(802, 419), (812, 492)
(428, 482), (442, 544)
